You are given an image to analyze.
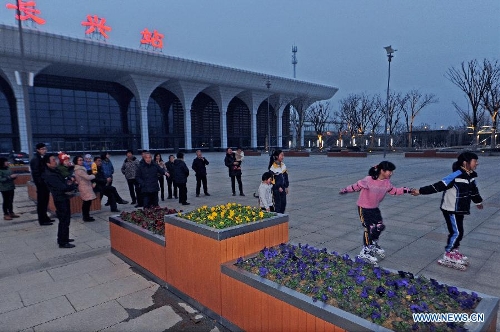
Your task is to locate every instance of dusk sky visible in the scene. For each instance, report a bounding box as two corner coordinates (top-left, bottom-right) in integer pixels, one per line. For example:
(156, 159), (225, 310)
(1, 0), (499, 128)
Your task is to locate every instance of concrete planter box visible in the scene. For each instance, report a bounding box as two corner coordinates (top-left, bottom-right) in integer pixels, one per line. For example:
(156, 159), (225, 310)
(108, 212), (288, 321)
(28, 181), (101, 214)
(109, 216), (167, 282)
(10, 166), (31, 185)
(327, 151), (367, 157)
(405, 150), (458, 158)
(287, 151), (310, 157)
(221, 259), (499, 332)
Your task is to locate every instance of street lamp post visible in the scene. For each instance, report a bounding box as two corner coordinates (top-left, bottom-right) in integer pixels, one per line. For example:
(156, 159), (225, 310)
(383, 45), (396, 158)
(266, 77), (271, 155)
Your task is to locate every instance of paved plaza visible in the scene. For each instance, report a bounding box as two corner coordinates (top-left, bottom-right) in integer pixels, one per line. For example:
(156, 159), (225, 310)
(1, 151), (500, 331)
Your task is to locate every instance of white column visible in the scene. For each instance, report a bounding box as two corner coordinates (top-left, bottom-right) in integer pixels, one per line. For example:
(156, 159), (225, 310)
(220, 106), (228, 149)
(140, 101), (149, 151)
(184, 108), (192, 150)
(277, 105), (284, 148)
(15, 95), (29, 153)
(251, 107), (258, 149)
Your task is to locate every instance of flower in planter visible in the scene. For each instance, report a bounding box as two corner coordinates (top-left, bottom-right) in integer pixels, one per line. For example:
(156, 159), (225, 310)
(235, 243), (481, 331)
(178, 203), (274, 229)
(119, 206), (177, 236)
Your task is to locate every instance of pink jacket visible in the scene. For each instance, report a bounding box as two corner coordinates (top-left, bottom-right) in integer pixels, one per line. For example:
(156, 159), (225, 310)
(341, 176), (408, 209)
(74, 165), (96, 201)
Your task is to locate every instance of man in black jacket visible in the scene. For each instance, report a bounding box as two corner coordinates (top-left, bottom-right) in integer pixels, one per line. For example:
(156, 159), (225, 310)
(93, 156), (128, 212)
(42, 154), (77, 248)
(172, 152), (190, 205)
(30, 143), (54, 225)
(192, 150), (210, 197)
(135, 151), (169, 208)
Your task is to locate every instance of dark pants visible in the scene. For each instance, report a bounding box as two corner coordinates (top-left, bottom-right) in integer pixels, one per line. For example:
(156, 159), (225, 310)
(54, 198), (71, 245)
(100, 186), (120, 210)
(443, 211), (464, 252)
(195, 174), (208, 195)
(126, 179), (139, 203)
(272, 188), (287, 214)
(158, 176), (165, 200)
(1, 189), (14, 215)
(82, 200), (92, 219)
(167, 177), (177, 198)
(142, 192), (159, 209)
(230, 174), (243, 194)
(35, 182), (51, 223)
(176, 182), (187, 203)
(358, 206), (384, 247)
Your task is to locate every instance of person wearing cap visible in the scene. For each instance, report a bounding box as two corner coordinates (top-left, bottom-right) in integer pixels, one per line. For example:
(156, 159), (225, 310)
(83, 154), (93, 174)
(30, 143), (54, 225)
(57, 152), (74, 180)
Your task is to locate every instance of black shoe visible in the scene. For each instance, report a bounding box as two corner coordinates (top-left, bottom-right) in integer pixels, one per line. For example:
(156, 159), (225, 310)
(205, 193), (210, 196)
(196, 194), (200, 197)
(182, 202), (190, 205)
(167, 196), (172, 199)
(105, 202), (110, 206)
(39, 221), (53, 226)
(68, 239), (75, 242)
(130, 201), (136, 205)
(232, 193), (236, 196)
(111, 209), (120, 212)
(83, 217), (95, 222)
(174, 196), (178, 199)
(59, 243), (75, 249)
(240, 193), (245, 196)
(48, 219), (56, 223)
(118, 200), (129, 204)
(134, 204), (143, 208)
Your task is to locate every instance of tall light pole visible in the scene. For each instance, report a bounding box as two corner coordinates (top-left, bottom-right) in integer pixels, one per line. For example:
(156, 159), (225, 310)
(266, 77), (272, 155)
(383, 45), (396, 158)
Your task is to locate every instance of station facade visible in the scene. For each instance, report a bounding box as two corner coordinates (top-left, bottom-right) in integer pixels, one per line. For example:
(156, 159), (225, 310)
(0, 24), (337, 153)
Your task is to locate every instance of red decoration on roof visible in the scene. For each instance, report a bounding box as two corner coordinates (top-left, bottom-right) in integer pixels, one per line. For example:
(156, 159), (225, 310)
(6, 0), (46, 25)
(81, 15), (112, 39)
(140, 28), (164, 51)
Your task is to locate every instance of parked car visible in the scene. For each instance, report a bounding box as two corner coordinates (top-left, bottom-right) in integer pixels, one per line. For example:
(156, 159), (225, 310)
(8, 151), (30, 164)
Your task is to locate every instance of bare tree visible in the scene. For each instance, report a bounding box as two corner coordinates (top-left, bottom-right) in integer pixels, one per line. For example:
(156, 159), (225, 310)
(400, 90), (439, 147)
(446, 59), (488, 146)
(290, 95), (316, 149)
(306, 101), (331, 148)
(366, 94), (384, 148)
(482, 59), (500, 148)
(337, 93), (373, 143)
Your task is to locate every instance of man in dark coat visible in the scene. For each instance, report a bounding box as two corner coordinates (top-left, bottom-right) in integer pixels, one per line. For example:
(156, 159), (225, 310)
(30, 143), (54, 225)
(135, 151), (169, 208)
(191, 149), (210, 197)
(224, 148), (244, 196)
(93, 156), (128, 212)
(172, 152), (190, 205)
(42, 154), (78, 248)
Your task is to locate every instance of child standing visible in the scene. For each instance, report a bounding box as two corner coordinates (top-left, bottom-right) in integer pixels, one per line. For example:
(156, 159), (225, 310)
(258, 172), (274, 212)
(339, 161), (412, 264)
(268, 150), (289, 214)
(412, 151), (483, 270)
(0, 157), (19, 220)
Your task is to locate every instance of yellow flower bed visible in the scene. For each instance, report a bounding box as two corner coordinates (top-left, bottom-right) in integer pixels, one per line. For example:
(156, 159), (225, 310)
(178, 203), (274, 229)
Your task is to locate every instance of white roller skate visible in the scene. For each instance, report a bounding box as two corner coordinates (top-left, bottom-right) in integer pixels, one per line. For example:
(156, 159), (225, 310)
(437, 251), (467, 271)
(370, 242), (386, 259)
(452, 249), (469, 265)
(358, 246), (378, 266)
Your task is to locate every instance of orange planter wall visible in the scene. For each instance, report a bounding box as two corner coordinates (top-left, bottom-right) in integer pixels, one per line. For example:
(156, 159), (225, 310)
(165, 217), (289, 316)
(221, 274), (345, 332)
(109, 222), (167, 282)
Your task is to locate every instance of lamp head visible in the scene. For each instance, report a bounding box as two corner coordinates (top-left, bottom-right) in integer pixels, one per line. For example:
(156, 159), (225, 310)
(384, 45), (396, 55)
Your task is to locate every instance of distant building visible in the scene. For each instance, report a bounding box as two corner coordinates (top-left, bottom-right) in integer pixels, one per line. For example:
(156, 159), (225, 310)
(0, 24), (337, 153)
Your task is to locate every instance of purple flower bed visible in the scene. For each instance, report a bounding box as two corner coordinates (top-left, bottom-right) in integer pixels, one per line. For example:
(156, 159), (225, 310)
(119, 207), (177, 236)
(235, 243), (481, 331)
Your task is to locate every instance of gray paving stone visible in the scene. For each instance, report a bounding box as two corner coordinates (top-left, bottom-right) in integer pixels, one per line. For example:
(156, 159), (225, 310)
(33, 300), (127, 332)
(102, 305), (181, 332)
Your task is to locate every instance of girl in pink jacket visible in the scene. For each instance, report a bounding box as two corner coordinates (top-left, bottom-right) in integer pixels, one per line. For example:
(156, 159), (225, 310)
(339, 161), (412, 265)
